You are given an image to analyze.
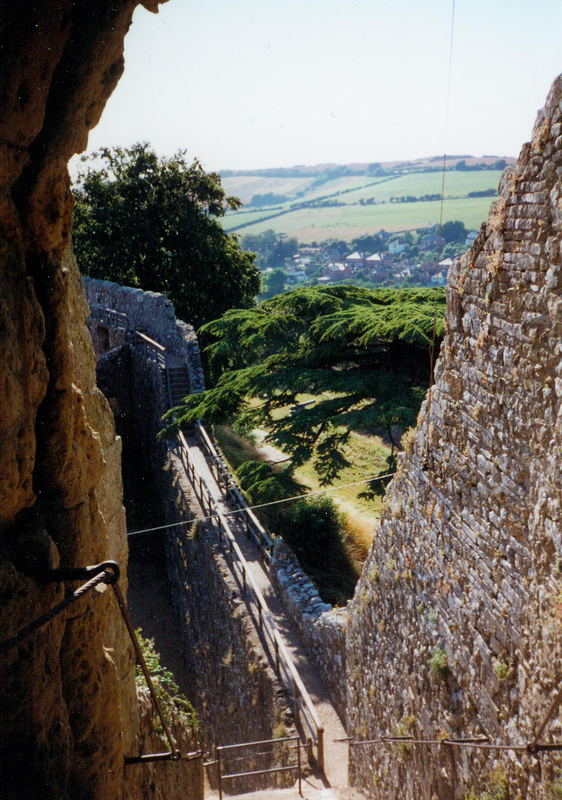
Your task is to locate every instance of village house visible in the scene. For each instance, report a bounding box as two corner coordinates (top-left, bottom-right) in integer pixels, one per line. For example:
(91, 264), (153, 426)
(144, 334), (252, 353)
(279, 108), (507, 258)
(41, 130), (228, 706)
(319, 262), (354, 282)
(388, 239), (408, 256)
(419, 232), (445, 250)
(345, 251), (365, 268)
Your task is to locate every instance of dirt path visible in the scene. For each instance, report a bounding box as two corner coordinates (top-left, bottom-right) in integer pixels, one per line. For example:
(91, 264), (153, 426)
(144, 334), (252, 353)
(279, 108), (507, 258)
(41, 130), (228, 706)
(253, 428), (289, 465)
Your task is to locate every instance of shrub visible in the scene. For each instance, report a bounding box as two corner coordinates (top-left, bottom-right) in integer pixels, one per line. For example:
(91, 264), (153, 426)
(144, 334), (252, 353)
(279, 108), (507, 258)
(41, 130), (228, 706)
(428, 646), (449, 679)
(135, 630), (199, 735)
(235, 460), (357, 604)
(274, 496), (357, 604)
(464, 766), (508, 800)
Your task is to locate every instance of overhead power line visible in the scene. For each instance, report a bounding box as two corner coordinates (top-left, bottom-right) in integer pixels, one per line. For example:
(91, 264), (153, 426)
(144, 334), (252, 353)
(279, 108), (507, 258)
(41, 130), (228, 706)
(439, 0), (456, 228)
(126, 471), (396, 538)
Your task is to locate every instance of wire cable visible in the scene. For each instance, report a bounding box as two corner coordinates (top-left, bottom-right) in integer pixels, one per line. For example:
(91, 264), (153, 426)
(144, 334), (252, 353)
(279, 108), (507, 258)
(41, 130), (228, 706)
(439, 0), (456, 228)
(126, 471), (396, 538)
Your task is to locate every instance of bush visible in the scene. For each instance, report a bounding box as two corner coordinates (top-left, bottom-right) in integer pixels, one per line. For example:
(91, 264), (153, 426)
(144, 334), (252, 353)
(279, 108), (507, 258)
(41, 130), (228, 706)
(428, 646), (449, 679)
(235, 460), (357, 604)
(135, 629), (199, 736)
(276, 496), (357, 605)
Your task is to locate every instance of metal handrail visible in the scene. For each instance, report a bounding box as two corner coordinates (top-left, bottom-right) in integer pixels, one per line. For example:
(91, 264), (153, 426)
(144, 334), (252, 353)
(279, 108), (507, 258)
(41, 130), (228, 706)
(135, 330), (166, 352)
(175, 432), (324, 770)
(134, 331), (168, 377)
(88, 303), (130, 331)
(195, 422), (274, 562)
(216, 736), (302, 799)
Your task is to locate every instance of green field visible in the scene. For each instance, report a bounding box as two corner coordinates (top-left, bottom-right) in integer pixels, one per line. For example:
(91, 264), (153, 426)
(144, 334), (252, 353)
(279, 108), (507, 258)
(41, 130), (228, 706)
(221, 175), (315, 203)
(221, 168), (502, 242)
(337, 170), (502, 203)
(223, 195), (497, 242)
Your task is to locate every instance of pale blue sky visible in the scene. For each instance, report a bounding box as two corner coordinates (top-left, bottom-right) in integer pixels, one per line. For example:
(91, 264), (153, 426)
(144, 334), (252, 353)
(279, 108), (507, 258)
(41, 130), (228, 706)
(85, 0), (562, 170)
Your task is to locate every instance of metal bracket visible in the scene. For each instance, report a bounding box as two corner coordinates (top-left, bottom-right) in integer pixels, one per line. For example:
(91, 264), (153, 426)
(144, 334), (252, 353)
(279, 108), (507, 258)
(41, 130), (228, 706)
(36, 560), (120, 585)
(125, 750), (202, 765)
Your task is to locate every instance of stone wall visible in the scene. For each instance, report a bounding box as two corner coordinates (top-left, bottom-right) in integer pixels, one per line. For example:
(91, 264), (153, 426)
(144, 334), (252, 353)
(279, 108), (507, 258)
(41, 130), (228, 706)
(346, 76), (562, 800)
(134, 687), (203, 800)
(0, 3), (168, 798)
(271, 539), (347, 720)
(163, 464), (295, 765)
(83, 277), (205, 392)
(93, 321), (296, 789)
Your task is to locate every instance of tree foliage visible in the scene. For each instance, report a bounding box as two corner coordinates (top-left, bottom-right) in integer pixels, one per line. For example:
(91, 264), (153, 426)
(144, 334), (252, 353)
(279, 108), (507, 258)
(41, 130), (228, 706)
(260, 268), (287, 299)
(167, 285), (446, 483)
(73, 143), (260, 328)
(438, 219), (468, 244)
(241, 229), (298, 269)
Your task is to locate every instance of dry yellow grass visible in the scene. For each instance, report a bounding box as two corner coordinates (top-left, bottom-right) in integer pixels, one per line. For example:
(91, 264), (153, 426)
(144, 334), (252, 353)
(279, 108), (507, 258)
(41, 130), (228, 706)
(215, 423), (390, 578)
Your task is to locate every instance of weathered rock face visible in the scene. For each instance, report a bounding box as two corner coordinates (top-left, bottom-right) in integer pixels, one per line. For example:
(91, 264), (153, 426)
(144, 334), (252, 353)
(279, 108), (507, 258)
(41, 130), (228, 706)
(0, 3), (170, 798)
(346, 76), (562, 799)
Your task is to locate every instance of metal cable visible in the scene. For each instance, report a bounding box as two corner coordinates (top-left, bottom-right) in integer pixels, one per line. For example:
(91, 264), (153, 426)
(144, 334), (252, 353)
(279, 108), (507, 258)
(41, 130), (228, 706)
(341, 735), (562, 753)
(126, 471), (396, 538)
(112, 583), (181, 760)
(439, 0), (456, 228)
(0, 565), (119, 655)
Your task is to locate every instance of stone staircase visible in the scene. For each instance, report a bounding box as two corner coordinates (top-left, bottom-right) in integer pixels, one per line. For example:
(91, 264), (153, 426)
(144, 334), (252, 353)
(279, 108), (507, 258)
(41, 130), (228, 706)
(165, 362), (191, 407)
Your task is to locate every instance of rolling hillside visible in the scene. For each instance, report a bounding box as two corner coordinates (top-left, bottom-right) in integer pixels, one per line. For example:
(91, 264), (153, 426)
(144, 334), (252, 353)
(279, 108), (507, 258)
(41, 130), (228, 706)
(221, 159), (511, 243)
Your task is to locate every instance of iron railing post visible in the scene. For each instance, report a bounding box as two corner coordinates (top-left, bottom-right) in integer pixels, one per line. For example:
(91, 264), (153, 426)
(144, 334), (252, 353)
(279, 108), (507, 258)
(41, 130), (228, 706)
(217, 747), (223, 800)
(317, 727), (324, 772)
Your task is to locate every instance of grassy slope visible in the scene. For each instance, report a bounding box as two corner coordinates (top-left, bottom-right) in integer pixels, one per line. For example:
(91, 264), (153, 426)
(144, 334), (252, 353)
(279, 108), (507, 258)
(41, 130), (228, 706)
(224, 196), (496, 242)
(214, 403), (391, 576)
(221, 175), (316, 204)
(222, 169), (503, 242)
(339, 169), (503, 202)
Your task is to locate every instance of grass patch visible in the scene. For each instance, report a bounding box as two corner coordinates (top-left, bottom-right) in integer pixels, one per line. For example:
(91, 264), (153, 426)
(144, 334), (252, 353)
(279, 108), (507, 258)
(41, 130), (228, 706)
(214, 423), (388, 602)
(224, 196), (496, 240)
(294, 430), (389, 515)
(341, 169), (503, 204)
(213, 424), (262, 469)
(222, 168), (503, 241)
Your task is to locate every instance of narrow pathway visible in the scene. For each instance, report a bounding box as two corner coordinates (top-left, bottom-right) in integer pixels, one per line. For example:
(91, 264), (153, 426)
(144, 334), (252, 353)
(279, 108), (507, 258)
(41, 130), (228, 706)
(206, 783), (366, 800)
(184, 434), (350, 792)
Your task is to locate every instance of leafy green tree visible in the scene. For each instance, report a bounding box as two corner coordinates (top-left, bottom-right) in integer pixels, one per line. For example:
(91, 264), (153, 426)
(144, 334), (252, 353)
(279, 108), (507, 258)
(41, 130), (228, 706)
(242, 229), (298, 269)
(442, 242), (465, 259)
(249, 192), (288, 206)
(261, 268), (287, 299)
(350, 233), (385, 254)
(73, 143), (260, 329)
(168, 285), (445, 483)
(438, 220), (468, 244)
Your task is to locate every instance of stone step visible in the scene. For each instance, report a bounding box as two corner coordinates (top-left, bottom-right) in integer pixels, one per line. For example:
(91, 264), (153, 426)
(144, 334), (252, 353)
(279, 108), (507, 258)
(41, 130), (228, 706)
(206, 787), (367, 800)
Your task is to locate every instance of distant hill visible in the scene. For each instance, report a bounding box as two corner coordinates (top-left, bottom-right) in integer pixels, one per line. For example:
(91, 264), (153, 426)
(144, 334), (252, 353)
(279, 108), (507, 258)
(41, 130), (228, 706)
(220, 156), (515, 244)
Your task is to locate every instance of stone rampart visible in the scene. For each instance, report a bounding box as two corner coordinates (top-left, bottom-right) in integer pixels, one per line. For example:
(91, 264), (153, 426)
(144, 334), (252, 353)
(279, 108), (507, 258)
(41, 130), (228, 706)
(271, 540), (347, 720)
(163, 460), (295, 764)
(93, 317), (295, 790)
(346, 76), (562, 800)
(83, 276), (205, 392)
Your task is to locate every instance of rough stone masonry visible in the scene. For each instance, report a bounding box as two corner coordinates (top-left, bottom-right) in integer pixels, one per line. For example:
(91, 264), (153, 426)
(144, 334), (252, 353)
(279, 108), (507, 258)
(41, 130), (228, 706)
(346, 75), (562, 800)
(0, 3), (202, 800)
